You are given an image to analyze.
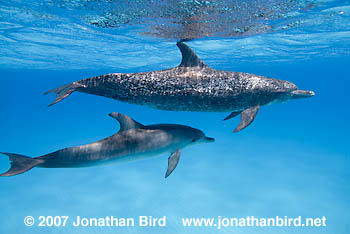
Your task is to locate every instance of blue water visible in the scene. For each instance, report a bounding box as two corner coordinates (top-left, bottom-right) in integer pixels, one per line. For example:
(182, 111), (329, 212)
(0, 0), (349, 234)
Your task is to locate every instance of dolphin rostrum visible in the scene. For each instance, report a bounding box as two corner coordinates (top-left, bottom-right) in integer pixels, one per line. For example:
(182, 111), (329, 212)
(46, 42), (314, 132)
(0, 113), (214, 178)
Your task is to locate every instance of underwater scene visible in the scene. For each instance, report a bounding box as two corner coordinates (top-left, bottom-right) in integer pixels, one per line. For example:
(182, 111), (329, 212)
(0, 0), (349, 233)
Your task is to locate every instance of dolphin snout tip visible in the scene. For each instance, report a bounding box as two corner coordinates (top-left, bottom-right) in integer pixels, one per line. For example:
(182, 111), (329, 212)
(203, 136), (215, 143)
(290, 90), (315, 98)
(304, 90), (315, 97)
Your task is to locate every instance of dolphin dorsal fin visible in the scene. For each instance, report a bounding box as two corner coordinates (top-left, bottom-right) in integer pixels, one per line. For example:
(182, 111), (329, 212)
(109, 112), (144, 132)
(177, 42), (207, 68)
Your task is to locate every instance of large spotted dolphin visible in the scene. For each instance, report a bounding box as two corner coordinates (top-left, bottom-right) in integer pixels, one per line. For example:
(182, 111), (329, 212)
(46, 42), (314, 132)
(0, 113), (214, 178)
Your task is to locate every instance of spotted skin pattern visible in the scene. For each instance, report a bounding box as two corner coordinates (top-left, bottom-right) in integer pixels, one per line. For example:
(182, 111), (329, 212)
(76, 66), (295, 112)
(46, 42), (314, 131)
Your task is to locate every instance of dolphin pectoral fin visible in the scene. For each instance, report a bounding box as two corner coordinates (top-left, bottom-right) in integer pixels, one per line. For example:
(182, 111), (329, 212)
(234, 105), (260, 133)
(165, 149), (181, 178)
(223, 111), (241, 121)
(109, 112), (144, 132)
(177, 42), (207, 68)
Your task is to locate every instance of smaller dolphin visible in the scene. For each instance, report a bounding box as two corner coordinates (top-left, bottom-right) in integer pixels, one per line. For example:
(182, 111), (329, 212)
(0, 113), (214, 178)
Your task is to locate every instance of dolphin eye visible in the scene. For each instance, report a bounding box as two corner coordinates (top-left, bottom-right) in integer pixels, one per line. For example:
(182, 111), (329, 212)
(191, 139), (197, 142)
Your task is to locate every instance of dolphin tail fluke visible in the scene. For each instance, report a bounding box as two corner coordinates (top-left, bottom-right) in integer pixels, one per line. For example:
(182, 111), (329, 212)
(44, 83), (81, 107)
(0, 152), (43, 177)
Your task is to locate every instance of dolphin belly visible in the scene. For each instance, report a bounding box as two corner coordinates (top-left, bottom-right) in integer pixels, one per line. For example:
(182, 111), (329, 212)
(37, 150), (166, 168)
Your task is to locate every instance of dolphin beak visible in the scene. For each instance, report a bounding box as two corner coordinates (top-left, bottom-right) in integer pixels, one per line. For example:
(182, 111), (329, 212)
(290, 90), (315, 98)
(203, 136), (215, 143)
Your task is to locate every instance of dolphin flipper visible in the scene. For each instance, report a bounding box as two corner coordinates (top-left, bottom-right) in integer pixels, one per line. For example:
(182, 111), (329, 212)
(0, 152), (43, 176)
(223, 111), (241, 121)
(165, 149), (181, 178)
(234, 105), (260, 133)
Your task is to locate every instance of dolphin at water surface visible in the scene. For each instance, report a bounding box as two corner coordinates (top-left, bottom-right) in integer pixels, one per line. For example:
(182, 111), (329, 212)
(0, 113), (214, 178)
(46, 42), (314, 132)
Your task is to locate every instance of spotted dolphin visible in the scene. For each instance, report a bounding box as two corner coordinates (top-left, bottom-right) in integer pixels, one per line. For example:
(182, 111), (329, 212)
(46, 42), (314, 132)
(0, 113), (214, 178)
